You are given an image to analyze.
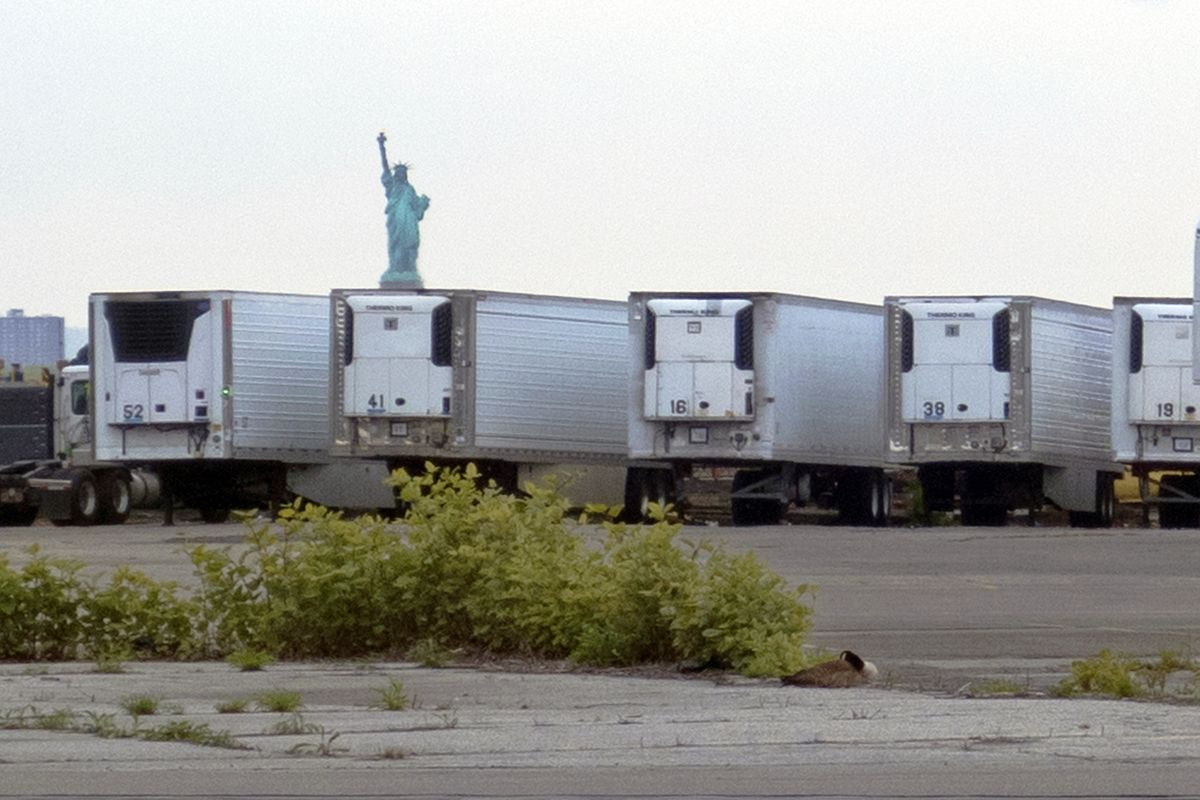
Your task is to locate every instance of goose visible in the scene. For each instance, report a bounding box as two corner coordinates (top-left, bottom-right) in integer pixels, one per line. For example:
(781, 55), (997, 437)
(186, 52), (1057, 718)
(781, 650), (878, 688)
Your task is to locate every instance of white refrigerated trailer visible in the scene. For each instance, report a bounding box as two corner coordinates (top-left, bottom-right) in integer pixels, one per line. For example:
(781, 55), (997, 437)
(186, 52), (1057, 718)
(627, 292), (891, 526)
(329, 288), (629, 506)
(885, 295), (1120, 526)
(90, 290), (394, 521)
(1115, 298), (1200, 527)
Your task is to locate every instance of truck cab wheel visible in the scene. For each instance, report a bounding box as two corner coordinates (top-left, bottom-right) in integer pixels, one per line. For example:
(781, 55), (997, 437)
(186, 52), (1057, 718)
(97, 473), (132, 525)
(50, 470), (100, 527)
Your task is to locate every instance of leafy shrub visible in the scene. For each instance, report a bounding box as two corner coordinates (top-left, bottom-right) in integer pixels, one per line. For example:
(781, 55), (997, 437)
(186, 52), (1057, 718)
(0, 549), (192, 661)
(189, 501), (416, 658)
(81, 567), (195, 659)
(0, 464), (814, 678)
(0, 548), (88, 659)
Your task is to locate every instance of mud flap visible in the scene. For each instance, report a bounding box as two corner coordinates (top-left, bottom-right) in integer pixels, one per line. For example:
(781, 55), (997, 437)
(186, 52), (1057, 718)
(1042, 466), (1095, 513)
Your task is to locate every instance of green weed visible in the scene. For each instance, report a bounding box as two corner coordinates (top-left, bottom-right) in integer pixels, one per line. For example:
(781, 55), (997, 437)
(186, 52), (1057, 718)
(214, 698), (250, 714)
(33, 708), (76, 730)
(407, 638), (451, 668)
(286, 726), (347, 757)
(257, 690), (303, 713)
(225, 648), (274, 671)
(119, 695), (159, 717)
(267, 712), (318, 735)
(1055, 650), (1144, 698)
(138, 720), (245, 749)
(373, 677), (408, 711)
(79, 711), (130, 738)
(970, 679), (1029, 696)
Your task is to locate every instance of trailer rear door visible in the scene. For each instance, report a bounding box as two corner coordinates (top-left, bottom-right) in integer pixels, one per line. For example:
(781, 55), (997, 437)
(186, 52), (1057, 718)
(1128, 304), (1200, 423)
(901, 301), (1011, 422)
(342, 295), (453, 418)
(643, 298), (754, 420)
(102, 299), (215, 425)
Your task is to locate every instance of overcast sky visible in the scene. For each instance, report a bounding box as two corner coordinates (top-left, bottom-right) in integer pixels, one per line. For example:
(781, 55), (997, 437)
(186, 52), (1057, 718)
(4, 1), (1199, 329)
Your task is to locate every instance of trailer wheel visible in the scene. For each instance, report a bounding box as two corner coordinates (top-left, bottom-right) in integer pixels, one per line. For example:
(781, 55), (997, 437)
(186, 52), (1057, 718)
(97, 473), (132, 525)
(836, 471), (884, 526)
(871, 472), (892, 527)
(199, 506), (232, 524)
(623, 468), (672, 522)
(50, 470), (100, 527)
(731, 469), (783, 526)
(0, 505), (39, 527)
(961, 501), (1007, 527)
(1158, 475), (1200, 529)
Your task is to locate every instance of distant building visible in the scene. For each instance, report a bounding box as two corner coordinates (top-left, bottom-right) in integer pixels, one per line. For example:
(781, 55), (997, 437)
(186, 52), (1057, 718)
(0, 308), (64, 369)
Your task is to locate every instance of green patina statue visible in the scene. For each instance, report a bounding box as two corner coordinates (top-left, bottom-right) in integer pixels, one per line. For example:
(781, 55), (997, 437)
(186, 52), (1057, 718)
(377, 131), (430, 288)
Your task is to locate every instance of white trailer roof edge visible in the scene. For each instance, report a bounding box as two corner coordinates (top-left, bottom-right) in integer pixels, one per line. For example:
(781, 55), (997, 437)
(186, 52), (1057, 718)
(331, 287), (624, 308)
(628, 291), (882, 313)
(886, 295), (1110, 314)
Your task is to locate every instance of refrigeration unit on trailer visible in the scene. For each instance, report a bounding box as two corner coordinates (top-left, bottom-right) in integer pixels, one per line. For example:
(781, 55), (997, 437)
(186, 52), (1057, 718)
(885, 296), (1120, 526)
(90, 290), (394, 521)
(330, 289), (630, 506)
(628, 292), (891, 526)
(1115, 298), (1200, 527)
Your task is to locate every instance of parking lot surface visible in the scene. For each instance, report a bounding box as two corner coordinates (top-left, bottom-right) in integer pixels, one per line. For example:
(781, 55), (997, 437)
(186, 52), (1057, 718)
(2, 518), (1200, 797)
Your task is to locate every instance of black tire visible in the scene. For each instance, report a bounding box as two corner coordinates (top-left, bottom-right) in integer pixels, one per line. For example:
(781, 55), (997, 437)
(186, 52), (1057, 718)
(199, 506), (232, 524)
(836, 471), (878, 526)
(624, 469), (672, 523)
(50, 470), (100, 527)
(97, 472), (132, 525)
(917, 466), (955, 512)
(1158, 475), (1200, 529)
(0, 505), (39, 527)
(961, 502), (1007, 527)
(871, 472), (892, 527)
(731, 469), (782, 526)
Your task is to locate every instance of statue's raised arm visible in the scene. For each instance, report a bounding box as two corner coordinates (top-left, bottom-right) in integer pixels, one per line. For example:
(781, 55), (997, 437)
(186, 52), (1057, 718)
(377, 131), (391, 179)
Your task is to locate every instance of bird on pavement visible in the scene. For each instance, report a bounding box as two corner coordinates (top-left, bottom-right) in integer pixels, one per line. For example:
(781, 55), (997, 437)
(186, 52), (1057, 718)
(781, 650), (878, 688)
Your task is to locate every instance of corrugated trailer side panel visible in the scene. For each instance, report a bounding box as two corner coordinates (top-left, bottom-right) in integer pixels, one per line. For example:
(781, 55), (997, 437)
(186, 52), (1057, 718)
(229, 293), (331, 460)
(1028, 300), (1113, 462)
(766, 297), (885, 465)
(472, 294), (627, 456)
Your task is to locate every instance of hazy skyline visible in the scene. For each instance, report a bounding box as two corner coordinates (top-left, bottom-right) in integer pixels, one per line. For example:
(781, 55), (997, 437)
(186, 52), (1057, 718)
(4, 1), (1199, 329)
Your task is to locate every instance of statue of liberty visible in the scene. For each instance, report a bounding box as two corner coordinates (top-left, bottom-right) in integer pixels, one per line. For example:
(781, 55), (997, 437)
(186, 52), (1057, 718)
(377, 132), (430, 288)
